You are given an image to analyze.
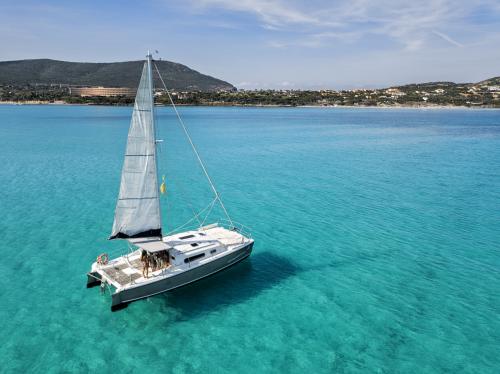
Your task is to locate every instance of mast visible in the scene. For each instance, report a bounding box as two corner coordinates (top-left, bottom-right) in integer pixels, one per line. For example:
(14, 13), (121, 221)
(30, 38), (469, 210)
(147, 51), (163, 233)
(109, 52), (162, 240)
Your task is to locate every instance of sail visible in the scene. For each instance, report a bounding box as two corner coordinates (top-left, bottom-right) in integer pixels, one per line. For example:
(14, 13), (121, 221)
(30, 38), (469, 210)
(110, 56), (162, 239)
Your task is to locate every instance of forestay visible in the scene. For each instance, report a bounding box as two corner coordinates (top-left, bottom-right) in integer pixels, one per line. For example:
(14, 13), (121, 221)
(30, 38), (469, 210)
(110, 55), (162, 239)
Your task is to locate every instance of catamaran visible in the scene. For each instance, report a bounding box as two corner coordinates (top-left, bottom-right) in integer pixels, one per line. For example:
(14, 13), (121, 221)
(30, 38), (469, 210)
(86, 52), (253, 311)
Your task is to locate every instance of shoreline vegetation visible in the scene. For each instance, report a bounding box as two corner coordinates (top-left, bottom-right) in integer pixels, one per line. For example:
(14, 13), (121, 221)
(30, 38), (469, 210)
(1, 76), (499, 108)
(1, 101), (499, 110)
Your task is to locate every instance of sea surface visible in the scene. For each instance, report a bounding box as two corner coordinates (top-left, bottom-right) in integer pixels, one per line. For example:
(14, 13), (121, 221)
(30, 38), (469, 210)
(0, 105), (499, 373)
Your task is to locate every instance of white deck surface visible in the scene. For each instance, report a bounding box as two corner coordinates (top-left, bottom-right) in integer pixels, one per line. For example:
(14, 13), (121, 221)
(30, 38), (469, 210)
(94, 225), (250, 290)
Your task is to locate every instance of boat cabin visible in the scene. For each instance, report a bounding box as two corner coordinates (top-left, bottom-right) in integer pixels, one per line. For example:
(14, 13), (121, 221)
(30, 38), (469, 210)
(124, 225), (243, 272)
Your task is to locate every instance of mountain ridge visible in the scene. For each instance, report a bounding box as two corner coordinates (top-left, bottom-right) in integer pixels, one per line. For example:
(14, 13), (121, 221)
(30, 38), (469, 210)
(390, 77), (500, 90)
(0, 59), (235, 91)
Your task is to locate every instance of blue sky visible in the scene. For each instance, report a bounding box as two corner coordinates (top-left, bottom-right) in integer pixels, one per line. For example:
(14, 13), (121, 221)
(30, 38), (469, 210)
(1, 0), (500, 89)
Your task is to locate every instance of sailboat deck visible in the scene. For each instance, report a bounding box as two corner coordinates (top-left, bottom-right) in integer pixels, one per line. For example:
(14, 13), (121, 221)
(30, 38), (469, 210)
(102, 267), (141, 286)
(101, 257), (143, 286)
(99, 253), (174, 288)
(95, 226), (251, 289)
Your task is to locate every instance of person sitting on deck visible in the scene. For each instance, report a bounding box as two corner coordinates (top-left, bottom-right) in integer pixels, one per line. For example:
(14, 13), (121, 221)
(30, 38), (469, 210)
(163, 252), (170, 268)
(141, 250), (149, 278)
(151, 254), (157, 271)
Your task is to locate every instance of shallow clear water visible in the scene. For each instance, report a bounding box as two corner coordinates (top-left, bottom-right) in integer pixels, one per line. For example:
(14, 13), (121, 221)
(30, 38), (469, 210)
(1, 105), (499, 373)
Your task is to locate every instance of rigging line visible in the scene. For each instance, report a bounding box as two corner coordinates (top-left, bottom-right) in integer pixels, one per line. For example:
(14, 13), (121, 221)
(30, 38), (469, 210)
(165, 186), (172, 232)
(155, 135), (203, 231)
(166, 197), (218, 235)
(152, 62), (202, 228)
(175, 176), (203, 227)
(199, 197), (218, 228)
(153, 63), (234, 228)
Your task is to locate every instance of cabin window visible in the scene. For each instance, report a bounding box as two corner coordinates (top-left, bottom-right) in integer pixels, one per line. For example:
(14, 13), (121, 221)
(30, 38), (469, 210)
(190, 243), (199, 247)
(179, 234), (195, 240)
(210, 249), (216, 254)
(184, 253), (205, 263)
(199, 232), (206, 236)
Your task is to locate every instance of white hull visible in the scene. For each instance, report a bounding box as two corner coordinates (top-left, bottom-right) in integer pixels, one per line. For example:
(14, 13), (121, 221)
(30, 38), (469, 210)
(87, 224), (253, 310)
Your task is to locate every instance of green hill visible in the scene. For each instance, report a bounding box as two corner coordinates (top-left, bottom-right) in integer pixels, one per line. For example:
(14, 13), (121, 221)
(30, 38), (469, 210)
(477, 77), (500, 86)
(392, 77), (500, 91)
(0, 59), (235, 91)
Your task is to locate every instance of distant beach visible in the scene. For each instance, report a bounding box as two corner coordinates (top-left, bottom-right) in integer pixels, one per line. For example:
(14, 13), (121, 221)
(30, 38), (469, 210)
(1, 100), (499, 110)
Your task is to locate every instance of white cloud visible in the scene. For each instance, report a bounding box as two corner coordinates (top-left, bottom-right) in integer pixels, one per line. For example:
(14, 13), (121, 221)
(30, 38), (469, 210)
(432, 30), (464, 48)
(189, 0), (500, 50)
(191, 0), (338, 27)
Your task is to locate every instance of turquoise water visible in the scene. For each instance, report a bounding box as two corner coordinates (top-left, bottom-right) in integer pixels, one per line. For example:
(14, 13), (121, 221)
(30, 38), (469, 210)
(1, 105), (499, 373)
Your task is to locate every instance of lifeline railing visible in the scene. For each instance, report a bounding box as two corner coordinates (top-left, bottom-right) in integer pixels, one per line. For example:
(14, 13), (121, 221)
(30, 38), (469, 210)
(219, 219), (253, 239)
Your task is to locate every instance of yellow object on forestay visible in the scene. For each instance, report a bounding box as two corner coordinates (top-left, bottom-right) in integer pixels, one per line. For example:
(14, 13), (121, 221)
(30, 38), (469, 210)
(160, 175), (167, 195)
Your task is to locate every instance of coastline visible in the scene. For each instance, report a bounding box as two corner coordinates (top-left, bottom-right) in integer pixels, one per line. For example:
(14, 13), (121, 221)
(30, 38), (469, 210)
(1, 101), (499, 110)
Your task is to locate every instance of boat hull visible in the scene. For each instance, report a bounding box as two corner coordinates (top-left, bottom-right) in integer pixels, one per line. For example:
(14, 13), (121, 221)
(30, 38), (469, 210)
(110, 241), (253, 311)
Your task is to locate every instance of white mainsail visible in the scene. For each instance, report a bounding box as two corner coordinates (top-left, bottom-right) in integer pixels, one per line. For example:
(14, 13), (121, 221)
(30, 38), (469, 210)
(110, 54), (162, 239)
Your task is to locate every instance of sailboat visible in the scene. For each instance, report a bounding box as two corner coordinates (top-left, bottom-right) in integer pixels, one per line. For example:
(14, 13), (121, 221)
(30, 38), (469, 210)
(86, 52), (254, 311)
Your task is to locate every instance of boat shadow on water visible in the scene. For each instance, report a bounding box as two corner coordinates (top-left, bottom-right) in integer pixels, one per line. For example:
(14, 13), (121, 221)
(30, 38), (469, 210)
(155, 251), (301, 319)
